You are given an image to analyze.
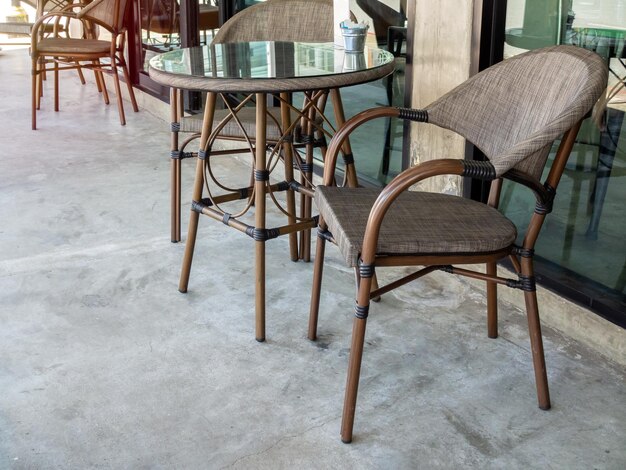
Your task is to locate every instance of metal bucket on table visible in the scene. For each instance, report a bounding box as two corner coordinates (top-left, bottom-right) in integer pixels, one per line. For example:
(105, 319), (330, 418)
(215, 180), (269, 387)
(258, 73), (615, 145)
(341, 22), (368, 53)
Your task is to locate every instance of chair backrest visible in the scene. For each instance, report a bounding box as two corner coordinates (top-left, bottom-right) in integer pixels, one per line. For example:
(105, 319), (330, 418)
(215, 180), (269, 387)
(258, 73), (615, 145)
(36, 0), (74, 18)
(425, 46), (608, 179)
(212, 0), (334, 44)
(78, 0), (128, 31)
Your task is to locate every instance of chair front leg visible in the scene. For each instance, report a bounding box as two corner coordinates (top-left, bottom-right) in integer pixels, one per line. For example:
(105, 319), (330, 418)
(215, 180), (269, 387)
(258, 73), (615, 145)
(521, 257), (550, 410)
(32, 57), (39, 130)
(341, 273), (373, 443)
(110, 54), (126, 125)
(308, 220), (328, 340)
(53, 57), (59, 112)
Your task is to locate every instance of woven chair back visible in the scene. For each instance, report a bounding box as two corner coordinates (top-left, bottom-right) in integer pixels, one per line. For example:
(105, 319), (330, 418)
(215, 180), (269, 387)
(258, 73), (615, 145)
(426, 46), (608, 178)
(37, 0), (74, 17)
(213, 0), (334, 44)
(78, 0), (127, 31)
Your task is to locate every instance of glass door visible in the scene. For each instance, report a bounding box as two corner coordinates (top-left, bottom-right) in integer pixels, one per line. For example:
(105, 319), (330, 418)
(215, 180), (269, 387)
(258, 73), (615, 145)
(130, 0), (219, 97)
(486, 0), (626, 326)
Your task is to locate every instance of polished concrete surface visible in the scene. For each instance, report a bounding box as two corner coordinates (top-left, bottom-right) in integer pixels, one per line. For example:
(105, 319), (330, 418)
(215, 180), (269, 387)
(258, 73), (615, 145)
(1, 47), (625, 469)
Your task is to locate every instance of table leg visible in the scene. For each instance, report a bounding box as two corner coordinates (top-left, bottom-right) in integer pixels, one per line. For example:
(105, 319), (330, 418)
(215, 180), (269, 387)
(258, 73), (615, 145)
(299, 92), (315, 262)
(179, 92), (217, 293)
(170, 88), (181, 243)
(254, 93), (267, 342)
(280, 92), (299, 262)
(330, 88), (359, 188)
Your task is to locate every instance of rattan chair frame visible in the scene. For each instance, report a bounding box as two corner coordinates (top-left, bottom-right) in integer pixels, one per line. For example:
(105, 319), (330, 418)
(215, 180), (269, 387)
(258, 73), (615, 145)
(30, 0), (138, 129)
(307, 45), (608, 443)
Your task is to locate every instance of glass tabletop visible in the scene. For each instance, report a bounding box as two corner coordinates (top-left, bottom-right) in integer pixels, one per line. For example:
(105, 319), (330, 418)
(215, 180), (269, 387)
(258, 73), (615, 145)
(148, 41), (395, 92)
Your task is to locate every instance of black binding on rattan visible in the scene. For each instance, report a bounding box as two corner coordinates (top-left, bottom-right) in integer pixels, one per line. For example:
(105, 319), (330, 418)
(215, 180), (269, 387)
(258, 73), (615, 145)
(298, 163), (313, 173)
(354, 303), (369, 319)
(222, 213), (231, 225)
(461, 160), (497, 180)
(342, 153), (354, 165)
(358, 260), (375, 279)
(171, 150), (195, 160)
(439, 265), (454, 273)
(512, 246), (535, 258)
(198, 149), (208, 160)
(239, 188), (250, 199)
(397, 107), (428, 122)
(170, 122), (181, 132)
(191, 198), (215, 213)
(254, 169), (270, 181)
(298, 134), (314, 144)
(245, 227), (280, 241)
(535, 184), (556, 214)
(276, 181), (290, 192)
(317, 227), (334, 242)
(507, 274), (536, 292)
(288, 180), (302, 192)
(315, 136), (327, 148)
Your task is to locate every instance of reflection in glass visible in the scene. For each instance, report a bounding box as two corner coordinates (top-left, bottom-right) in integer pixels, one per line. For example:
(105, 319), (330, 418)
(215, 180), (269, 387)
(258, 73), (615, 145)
(503, 0), (626, 315)
(140, 0), (219, 73)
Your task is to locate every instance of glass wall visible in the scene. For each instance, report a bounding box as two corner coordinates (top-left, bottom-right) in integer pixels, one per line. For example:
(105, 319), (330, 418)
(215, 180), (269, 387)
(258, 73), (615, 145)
(321, 0), (408, 185)
(139, 1), (219, 74)
(501, 0), (626, 325)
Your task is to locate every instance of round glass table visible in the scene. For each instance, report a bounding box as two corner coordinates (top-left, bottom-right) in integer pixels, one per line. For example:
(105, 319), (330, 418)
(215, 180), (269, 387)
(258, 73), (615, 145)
(149, 41), (395, 341)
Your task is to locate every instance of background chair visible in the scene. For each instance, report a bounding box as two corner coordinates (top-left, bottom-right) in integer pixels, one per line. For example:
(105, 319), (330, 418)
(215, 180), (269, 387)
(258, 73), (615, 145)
(169, 0), (350, 257)
(307, 45), (607, 443)
(30, 0), (138, 129)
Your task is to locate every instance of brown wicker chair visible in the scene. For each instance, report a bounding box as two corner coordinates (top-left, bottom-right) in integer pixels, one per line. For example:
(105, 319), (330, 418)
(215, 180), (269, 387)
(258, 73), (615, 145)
(169, 0), (352, 252)
(30, 0), (138, 129)
(307, 45), (608, 443)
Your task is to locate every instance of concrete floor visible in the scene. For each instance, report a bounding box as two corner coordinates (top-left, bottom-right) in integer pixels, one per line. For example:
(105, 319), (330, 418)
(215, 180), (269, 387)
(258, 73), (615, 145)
(1, 47), (625, 469)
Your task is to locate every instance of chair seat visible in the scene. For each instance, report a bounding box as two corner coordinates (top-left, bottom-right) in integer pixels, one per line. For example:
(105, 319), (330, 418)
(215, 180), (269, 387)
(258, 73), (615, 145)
(180, 106), (323, 141)
(36, 38), (111, 55)
(316, 186), (517, 266)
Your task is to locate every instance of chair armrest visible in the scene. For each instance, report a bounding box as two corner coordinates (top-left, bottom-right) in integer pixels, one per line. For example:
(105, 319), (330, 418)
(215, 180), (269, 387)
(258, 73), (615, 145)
(324, 106), (400, 186)
(31, 11), (79, 47)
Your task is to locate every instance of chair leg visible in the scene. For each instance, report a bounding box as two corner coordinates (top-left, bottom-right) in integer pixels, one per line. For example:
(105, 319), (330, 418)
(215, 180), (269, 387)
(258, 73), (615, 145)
(121, 61), (139, 113)
(76, 63), (86, 85)
(95, 60), (110, 105)
(522, 261), (550, 410)
(53, 59), (59, 112)
(340, 276), (372, 444)
(110, 60), (126, 125)
(486, 261), (498, 338)
(308, 224), (327, 340)
(32, 58), (39, 130)
(36, 63), (43, 109)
